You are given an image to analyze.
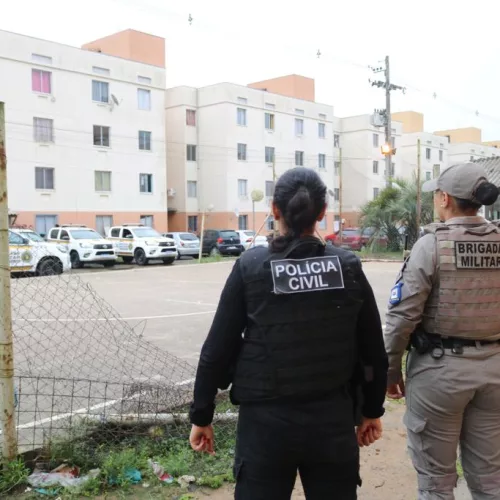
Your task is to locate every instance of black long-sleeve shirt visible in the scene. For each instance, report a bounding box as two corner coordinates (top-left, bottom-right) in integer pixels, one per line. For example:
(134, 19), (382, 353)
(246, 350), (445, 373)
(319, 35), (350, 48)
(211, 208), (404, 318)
(190, 248), (388, 427)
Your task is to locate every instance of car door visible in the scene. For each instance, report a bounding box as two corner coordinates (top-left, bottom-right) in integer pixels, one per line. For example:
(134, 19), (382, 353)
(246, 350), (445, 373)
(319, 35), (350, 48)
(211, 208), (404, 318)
(9, 231), (33, 271)
(119, 228), (134, 254)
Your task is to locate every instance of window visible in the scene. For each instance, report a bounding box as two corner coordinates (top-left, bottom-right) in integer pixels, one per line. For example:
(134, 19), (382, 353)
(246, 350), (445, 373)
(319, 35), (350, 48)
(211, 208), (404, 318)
(35, 215), (57, 237)
(265, 181), (275, 197)
(318, 123), (326, 138)
(295, 109), (305, 115)
(32, 69), (51, 94)
(426, 148), (431, 160)
(138, 75), (152, 85)
(373, 188), (380, 199)
(238, 215), (248, 230)
(238, 179), (248, 197)
(95, 171), (111, 192)
(426, 172), (431, 181)
(32, 53), (52, 65)
(265, 113), (275, 131)
(9, 231), (25, 245)
(373, 160), (379, 174)
(237, 143), (247, 161)
(186, 109), (196, 126)
(92, 66), (110, 76)
(140, 174), (153, 193)
(439, 150), (443, 162)
(319, 113), (327, 120)
(96, 215), (113, 236)
(295, 118), (304, 136)
(265, 103), (275, 110)
(187, 144), (197, 161)
(140, 215), (154, 227)
(33, 117), (54, 142)
(237, 97), (248, 104)
(390, 163), (395, 176)
(333, 188), (340, 201)
(391, 136), (396, 148)
(318, 218), (327, 230)
(35, 167), (54, 190)
(267, 216), (274, 231)
(49, 229), (59, 239)
(92, 80), (109, 103)
(138, 89), (151, 110)
(188, 215), (198, 232)
(138, 130), (151, 151)
(334, 161), (340, 175)
(187, 181), (197, 198)
(318, 154), (326, 169)
(265, 146), (275, 163)
(373, 134), (379, 147)
(295, 151), (304, 166)
(237, 108), (247, 126)
(334, 134), (340, 148)
(470, 155), (474, 161)
(93, 125), (110, 147)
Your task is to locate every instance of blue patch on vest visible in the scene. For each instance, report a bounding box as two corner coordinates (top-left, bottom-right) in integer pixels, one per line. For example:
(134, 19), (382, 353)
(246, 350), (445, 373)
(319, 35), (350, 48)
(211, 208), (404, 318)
(389, 282), (403, 305)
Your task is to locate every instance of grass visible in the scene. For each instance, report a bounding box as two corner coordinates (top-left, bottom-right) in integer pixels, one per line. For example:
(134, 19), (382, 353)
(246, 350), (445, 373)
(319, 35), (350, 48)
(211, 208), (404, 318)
(0, 458), (30, 496)
(358, 248), (404, 261)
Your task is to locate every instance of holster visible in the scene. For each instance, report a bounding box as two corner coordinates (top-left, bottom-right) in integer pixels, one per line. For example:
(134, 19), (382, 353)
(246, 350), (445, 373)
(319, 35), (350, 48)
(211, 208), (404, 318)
(409, 329), (443, 357)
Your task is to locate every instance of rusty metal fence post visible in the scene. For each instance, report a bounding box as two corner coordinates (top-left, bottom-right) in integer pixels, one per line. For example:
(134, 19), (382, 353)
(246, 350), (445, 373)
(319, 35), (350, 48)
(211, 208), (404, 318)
(0, 101), (17, 461)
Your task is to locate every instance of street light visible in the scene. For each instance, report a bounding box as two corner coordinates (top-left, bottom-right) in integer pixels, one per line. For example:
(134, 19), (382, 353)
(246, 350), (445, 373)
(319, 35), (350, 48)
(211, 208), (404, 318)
(381, 143), (397, 156)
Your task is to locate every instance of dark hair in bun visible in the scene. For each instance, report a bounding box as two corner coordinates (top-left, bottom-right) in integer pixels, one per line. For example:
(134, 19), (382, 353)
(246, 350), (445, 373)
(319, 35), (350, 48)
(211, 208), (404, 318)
(455, 181), (499, 212)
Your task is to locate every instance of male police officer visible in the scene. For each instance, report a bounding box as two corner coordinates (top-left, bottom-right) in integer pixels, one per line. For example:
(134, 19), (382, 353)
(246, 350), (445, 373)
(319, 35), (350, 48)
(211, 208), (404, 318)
(384, 162), (500, 499)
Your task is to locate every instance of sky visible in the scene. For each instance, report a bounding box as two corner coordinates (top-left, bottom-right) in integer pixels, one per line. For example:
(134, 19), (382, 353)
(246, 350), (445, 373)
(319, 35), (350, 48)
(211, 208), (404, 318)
(4, 0), (500, 140)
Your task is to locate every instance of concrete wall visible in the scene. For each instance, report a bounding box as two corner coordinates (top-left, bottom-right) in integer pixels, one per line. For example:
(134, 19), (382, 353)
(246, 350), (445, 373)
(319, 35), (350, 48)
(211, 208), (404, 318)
(391, 111), (424, 134)
(434, 127), (482, 144)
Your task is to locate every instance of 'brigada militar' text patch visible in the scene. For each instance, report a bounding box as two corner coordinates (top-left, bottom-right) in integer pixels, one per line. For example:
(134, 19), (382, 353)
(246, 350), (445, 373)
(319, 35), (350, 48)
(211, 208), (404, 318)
(455, 241), (500, 269)
(271, 256), (345, 294)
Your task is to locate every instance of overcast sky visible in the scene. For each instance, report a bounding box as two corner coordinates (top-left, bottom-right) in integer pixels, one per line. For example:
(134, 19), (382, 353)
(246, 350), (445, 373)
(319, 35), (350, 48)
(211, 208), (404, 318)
(3, 0), (500, 140)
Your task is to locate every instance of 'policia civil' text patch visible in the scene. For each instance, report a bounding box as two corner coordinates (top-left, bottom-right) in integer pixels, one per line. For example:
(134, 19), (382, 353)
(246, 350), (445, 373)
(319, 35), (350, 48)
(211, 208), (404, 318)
(271, 256), (345, 294)
(455, 241), (500, 269)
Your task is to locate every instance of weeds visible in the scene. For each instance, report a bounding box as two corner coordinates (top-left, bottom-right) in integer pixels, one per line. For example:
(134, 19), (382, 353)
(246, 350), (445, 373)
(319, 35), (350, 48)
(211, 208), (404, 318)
(0, 458), (30, 495)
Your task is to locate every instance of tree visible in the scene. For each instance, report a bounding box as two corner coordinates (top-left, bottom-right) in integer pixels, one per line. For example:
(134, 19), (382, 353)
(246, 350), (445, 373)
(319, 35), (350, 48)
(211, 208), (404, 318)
(359, 176), (434, 251)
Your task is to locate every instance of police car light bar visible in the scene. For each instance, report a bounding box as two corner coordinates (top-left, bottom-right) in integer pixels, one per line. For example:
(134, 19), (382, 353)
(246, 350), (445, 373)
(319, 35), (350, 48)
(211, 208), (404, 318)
(61, 224), (87, 228)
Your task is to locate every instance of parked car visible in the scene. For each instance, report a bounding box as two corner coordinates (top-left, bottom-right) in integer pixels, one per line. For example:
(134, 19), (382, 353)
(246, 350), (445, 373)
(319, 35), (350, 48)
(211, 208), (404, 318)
(324, 227), (387, 251)
(236, 230), (269, 251)
(107, 224), (177, 266)
(9, 228), (71, 276)
(47, 224), (117, 269)
(163, 232), (200, 260)
(200, 229), (244, 257)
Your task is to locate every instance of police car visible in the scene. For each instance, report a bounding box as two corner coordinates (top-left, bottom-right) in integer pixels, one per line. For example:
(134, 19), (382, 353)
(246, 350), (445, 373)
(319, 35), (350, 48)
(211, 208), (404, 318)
(9, 228), (71, 275)
(107, 224), (177, 266)
(47, 225), (117, 269)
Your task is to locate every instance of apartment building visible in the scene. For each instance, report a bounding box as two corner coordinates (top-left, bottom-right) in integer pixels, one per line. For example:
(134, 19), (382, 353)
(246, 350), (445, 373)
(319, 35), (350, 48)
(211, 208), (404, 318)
(165, 76), (337, 235)
(337, 114), (402, 226)
(0, 29), (167, 235)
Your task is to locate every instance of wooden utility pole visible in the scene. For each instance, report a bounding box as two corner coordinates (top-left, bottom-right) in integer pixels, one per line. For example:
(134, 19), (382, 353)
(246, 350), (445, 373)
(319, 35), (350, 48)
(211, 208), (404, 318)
(416, 139), (422, 233)
(433, 164), (441, 222)
(338, 148), (343, 243)
(198, 211), (206, 264)
(0, 102), (17, 460)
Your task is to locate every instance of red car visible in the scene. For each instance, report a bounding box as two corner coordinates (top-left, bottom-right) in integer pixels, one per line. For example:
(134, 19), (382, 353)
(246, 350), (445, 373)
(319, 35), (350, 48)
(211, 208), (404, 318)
(325, 227), (387, 251)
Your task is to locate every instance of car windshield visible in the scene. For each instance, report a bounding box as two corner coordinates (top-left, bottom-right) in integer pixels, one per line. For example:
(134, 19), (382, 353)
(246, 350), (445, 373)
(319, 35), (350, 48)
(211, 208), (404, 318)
(180, 233), (198, 241)
(70, 229), (101, 240)
(243, 231), (255, 237)
(134, 228), (161, 238)
(21, 231), (45, 242)
(220, 231), (238, 238)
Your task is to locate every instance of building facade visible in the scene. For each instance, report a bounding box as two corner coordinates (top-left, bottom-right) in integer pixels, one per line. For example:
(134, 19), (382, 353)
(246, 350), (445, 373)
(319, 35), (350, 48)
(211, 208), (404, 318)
(0, 29), (167, 236)
(165, 77), (337, 235)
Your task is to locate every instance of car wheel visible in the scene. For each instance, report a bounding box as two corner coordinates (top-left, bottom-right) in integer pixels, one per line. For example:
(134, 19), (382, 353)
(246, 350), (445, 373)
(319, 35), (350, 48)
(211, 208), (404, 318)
(37, 258), (63, 276)
(70, 251), (83, 269)
(103, 262), (115, 268)
(122, 256), (133, 264)
(210, 247), (221, 257)
(134, 248), (148, 266)
(193, 254), (200, 260)
(163, 258), (175, 265)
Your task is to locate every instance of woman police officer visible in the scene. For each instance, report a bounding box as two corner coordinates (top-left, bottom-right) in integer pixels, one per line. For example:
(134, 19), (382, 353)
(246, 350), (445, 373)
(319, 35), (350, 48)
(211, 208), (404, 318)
(189, 167), (388, 499)
(385, 162), (500, 499)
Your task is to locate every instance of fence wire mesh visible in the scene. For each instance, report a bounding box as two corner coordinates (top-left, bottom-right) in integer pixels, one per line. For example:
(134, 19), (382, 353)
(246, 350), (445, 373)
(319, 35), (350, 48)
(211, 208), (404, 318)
(1, 240), (237, 470)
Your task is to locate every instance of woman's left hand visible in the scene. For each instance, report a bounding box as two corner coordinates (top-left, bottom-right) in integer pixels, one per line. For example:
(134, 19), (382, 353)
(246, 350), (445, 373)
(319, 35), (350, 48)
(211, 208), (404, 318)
(190, 424), (215, 455)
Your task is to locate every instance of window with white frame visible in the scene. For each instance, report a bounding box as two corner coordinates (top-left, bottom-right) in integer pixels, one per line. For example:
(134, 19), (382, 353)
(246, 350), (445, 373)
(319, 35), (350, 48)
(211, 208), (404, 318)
(391, 136), (396, 148)
(238, 179), (248, 197)
(138, 130), (151, 151)
(95, 171), (111, 192)
(318, 154), (326, 169)
(373, 187), (380, 199)
(92, 66), (110, 76)
(265, 102), (275, 110)
(439, 150), (443, 162)
(35, 167), (54, 190)
(32, 53), (52, 65)
(33, 117), (54, 142)
(295, 109), (305, 115)
(238, 215), (248, 230)
(373, 160), (379, 174)
(139, 173), (153, 193)
(237, 107), (247, 126)
(373, 133), (379, 147)
(237, 143), (247, 161)
(137, 75), (152, 85)
(295, 118), (304, 136)
(318, 123), (326, 138)
(334, 161), (340, 175)
(390, 163), (395, 176)
(187, 144), (197, 161)
(265, 146), (275, 163)
(92, 80), (109, 103)
(32, 69), (51, 94)
(426, 148), (431, 160)
(237, 97), (248, 104)
(140, 215), (154, 227)
(426, 172), (431, 181)
(93, 125), (110, 147)
(319, 113), (327, 120)
(295, 151), (304, 166)
(265, 113), (275, 131)
(334, 188), (340, 201)
(334, 134), (340, 148)
(186, 109), (196, 126)
(187, 181), (197, 198)
(265, 181), (275, 197)
(137, 88), (151, 110)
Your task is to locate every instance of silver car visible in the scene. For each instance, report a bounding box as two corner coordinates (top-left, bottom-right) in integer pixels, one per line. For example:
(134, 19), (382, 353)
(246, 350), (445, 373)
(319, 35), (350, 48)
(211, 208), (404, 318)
(164, 232), (200, 259)
(237, 230), (269, 251)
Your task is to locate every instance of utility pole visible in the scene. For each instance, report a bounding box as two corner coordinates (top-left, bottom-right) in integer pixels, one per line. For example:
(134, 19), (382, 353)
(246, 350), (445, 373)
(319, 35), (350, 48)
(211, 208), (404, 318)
(433, 164), (441, 222)
(0, 102), (17, 461)
(338, 148), (343, 244)
(272, 155), (279, 237)
(416, 138), (422, 237)
(370, 56), (405, 188)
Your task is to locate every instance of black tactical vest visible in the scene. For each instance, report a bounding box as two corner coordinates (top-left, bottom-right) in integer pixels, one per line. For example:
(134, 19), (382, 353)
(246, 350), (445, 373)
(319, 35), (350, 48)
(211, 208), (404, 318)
(231, 239), (364, 404)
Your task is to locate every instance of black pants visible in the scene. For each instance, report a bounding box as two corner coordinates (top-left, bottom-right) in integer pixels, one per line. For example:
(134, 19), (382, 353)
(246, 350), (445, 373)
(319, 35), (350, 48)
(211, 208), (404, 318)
(234, 389), (361, 500)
